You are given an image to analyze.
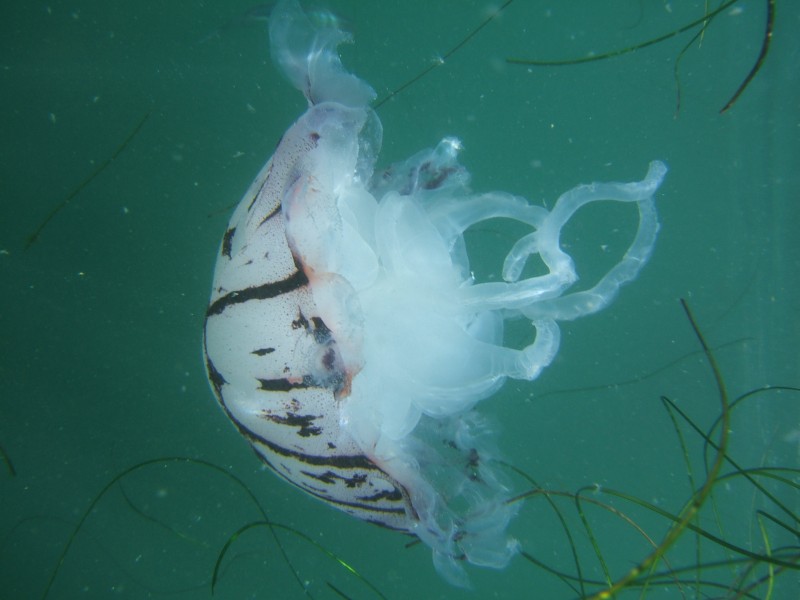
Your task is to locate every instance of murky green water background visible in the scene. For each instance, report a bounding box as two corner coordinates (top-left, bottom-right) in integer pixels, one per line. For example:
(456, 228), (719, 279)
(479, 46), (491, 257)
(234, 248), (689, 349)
(2, 1), (797, 598)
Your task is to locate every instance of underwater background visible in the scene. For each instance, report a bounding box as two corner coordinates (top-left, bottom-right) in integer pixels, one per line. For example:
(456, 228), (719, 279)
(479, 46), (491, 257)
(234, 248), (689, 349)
(1, 1), (797, 598)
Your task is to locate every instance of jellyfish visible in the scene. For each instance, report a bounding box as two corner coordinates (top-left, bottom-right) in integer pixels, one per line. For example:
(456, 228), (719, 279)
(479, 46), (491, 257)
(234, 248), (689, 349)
(203, 0), (666, 586)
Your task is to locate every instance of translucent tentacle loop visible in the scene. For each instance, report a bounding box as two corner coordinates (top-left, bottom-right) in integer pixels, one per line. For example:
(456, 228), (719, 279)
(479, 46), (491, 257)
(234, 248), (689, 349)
(458, 161), (667, 319)
(522, 161), (666, 320)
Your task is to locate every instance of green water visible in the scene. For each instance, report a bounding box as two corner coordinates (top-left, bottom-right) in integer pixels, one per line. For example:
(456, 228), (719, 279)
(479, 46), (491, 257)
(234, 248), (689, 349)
(2, 1), (798, 598)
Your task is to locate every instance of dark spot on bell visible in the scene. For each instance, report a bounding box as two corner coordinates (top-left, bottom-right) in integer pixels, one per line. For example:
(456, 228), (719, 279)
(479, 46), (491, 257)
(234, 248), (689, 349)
(292, 311), (309, 330)
(310, 316), (333, 343)
(322, 347), (336, 371)
(251, 347), (275, 356)
(221, 226), (236, 258)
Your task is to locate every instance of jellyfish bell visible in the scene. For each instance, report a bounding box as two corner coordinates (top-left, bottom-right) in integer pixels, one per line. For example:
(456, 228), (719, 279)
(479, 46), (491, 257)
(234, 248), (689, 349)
(203, 0), (666, 586)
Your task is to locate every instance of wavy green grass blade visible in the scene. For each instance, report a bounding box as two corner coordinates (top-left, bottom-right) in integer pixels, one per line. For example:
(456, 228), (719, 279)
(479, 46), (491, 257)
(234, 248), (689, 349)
(0, 442), (16, 477)
(585, 299), (730, 599)
(592, 486), (798, 571)
(41, 457), (306, 600)
(326, 581), (354, 599)
(212, 521), (387, 600)
(507, 0), (769, 113)
(534, 338), (749, 403)
(512, 485), (687, 595)
(661, 396), (701, 597)
(506, 0), (739, 66)
(511, 299), (796, 596)
(118, 483), (211, 549)
(375, 0), (515, 108)
(753, 507), (800, 539)
(757, 513), (775, 600)
(504, 463), (585, 596)
(672, 8), (711, 117)
(518, 550), (591, 593)
(720, 0), (775, 113)
(25, 113), (150, 250)
(573, 486), (613, 588)
(664, 394), (800, 524)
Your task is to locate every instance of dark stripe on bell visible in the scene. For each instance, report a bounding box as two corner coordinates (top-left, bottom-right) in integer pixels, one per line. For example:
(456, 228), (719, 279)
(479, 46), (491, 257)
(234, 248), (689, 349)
(301, 469), (367, 487)
(257, 200), (282, 226)
(206, 269), (309, 316)
(221, 226), (236, 258)
(272, 464), (409, 519)
(263, 412), (322, 437)
(247, 161), (274, 212)
(289, 471), (406, 515)
(357, 489), (404, 503)
(259, 372), (343, 396)
(251, 444), (411, 531)
(217, 389), (377, 470)
(204, 355), (226, 397)
(251, 347), (275, 356)
(257, 378), (310, 392)
(304, 487), (407, 516)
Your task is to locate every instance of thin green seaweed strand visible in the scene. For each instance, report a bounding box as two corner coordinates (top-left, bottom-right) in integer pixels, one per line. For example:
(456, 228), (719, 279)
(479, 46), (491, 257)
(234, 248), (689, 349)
(211, 521), (388, 600)
(25, 113), (150, 249)
(40, 457), (306, 599)
(661, 396), (701, 598)
(589, 300), (731, 599)
(505, 463), (586, 597)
